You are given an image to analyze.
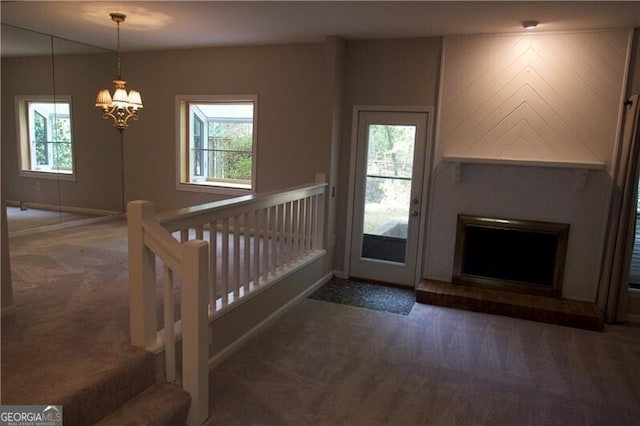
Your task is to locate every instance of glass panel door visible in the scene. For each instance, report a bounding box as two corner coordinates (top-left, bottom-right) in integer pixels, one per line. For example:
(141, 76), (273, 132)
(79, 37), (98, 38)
(350, 111), (428, 287)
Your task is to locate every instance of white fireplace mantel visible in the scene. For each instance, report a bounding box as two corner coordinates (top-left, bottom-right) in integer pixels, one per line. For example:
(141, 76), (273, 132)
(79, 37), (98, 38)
(441, 155), (607, 191)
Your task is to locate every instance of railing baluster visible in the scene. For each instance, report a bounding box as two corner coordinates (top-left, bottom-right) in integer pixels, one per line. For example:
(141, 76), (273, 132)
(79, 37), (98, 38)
(253, 209), (260, 287)
(300, 198), (307, 256)
(282, 202), (291, 265)
(209, 220), (217, 314)
(306, 196), (313, 253)
(315, 191), (325, 250)
(273, 205), (279, 273)
(196, 225), (204, 240)
(292, 200), (299, 259)
(163, 264), (176, 382)
(181, 229), (189, 243)
(290, 203), (295, 258)
(242, 213), (250, 292)
(278, 203), (285, 271)
(312, 194), (319, 250)
(263, 208), (270, 280)
(269, 206), (278, 275)
(222, 217), (229, 306)
(233, 215), (240, 301)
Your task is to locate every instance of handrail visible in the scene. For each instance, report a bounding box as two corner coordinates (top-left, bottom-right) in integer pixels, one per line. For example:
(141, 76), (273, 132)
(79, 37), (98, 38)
(158, 181), (326, 232)
(142, 220), (183, 274)
(127, 176), (327, 426)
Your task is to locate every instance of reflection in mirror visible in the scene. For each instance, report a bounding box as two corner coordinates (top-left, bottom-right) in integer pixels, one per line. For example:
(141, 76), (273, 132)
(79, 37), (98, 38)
(2, 24), (120, 234)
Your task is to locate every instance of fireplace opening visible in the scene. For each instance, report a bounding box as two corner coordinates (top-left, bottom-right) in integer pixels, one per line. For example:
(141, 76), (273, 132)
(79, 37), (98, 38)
(452, 215), (569, 296)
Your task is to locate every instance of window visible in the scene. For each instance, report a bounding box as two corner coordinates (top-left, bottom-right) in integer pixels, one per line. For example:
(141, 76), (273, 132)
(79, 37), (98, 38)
(16, 96), (74, 179)
(177, 95), (257, 193)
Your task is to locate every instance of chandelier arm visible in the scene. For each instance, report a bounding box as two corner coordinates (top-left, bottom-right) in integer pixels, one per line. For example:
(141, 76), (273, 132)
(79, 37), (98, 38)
(122, 108), (140, 125)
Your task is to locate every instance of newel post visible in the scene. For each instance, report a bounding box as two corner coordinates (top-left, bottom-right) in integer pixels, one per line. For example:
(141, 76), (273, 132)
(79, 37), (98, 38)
(182, 240), (210, 425)
(127, 200), (158, 350)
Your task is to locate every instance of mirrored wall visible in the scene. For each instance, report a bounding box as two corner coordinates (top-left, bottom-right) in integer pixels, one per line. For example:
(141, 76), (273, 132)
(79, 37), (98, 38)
(2, 23), (123, 234)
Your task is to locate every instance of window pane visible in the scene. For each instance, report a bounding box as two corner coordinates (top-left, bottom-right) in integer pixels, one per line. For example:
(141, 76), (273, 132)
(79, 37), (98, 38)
(26, 101), (73, 174)
(366, 125), (416, 178)
(33, 111), (48, 165)
(193, 116), (204, 177)
(363, 177), (411, 237)
(186, 100), (254, 189)
(52, 117), (72, 170)
(206, 150), (252, 182)
(361, 124), (416, 263)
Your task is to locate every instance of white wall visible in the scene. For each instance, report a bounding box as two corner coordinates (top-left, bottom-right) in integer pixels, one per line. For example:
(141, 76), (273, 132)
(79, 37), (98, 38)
(425, 30), (632, 302)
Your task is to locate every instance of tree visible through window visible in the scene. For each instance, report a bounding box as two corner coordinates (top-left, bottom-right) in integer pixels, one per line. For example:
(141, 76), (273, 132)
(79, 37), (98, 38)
(179, 97), (256, 191)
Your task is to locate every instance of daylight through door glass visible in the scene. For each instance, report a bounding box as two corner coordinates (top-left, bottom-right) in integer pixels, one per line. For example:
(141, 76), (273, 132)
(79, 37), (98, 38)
(361, 124), (416, 263)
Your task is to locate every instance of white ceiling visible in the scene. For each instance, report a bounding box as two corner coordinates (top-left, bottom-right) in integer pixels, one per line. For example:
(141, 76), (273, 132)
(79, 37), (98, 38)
(1, 1), (639, 56)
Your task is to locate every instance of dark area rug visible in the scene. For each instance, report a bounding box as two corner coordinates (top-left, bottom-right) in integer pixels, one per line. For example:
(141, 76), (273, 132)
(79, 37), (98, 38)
(309, 278), (415, 315)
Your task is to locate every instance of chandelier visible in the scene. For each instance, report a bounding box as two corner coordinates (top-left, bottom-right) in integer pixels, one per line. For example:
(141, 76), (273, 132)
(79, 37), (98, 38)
(95, 13), (143, 132)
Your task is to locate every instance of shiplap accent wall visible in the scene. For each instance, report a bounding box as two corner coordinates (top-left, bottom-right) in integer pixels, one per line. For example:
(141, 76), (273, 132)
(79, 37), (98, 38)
(437, 30), (629, 167)
(425, 30), (632, 302)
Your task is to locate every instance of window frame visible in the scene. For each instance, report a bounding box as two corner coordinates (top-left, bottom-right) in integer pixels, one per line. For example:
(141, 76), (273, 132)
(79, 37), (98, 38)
(15, 95), (76, 181)
(176, 94), (258, 195)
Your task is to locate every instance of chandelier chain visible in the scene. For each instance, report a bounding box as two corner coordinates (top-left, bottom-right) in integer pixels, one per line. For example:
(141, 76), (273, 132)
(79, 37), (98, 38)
(116, 19), (122, 79)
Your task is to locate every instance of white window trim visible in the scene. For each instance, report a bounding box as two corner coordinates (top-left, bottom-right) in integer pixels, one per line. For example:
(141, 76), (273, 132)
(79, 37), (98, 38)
(15, 95), (76, 181)
(175, 94), (258, 195)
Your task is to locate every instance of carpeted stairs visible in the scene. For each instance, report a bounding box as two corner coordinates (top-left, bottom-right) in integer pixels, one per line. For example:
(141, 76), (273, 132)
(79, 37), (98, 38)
(1, 333), (191, 425)
(2, 219), (191, 425)
(96, 383), (191, 426)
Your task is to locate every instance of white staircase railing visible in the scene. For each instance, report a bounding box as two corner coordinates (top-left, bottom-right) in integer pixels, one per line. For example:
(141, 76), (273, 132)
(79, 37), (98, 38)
(127, 175), (327, 425)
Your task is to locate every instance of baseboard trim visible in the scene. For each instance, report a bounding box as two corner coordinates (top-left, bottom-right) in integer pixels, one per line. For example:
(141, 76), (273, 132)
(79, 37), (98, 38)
(9, 214), (124, 238)
(6, 200), (120, 216)
(207, 271), (333, 370)
(626, 313), (640, 323)
(333, 270), (348, 279)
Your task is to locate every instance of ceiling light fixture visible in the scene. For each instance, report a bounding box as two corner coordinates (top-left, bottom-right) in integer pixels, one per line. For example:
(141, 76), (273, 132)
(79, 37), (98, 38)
(522, 20), (539, 30)
(95, 13), (143, 132)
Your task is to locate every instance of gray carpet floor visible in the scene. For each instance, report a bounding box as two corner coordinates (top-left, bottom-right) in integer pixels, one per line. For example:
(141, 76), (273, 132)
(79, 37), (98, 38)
(210, 299), (640, 425)
(3, 219), (640, 425)
(1, 218), (146, 416)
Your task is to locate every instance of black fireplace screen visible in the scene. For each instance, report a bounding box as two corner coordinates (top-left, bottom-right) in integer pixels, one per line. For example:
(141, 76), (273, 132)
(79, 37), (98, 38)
(453, 215), (569, 295)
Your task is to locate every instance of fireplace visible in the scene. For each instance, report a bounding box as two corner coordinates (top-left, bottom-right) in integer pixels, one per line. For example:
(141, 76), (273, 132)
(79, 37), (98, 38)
(452, 215), (569, 296)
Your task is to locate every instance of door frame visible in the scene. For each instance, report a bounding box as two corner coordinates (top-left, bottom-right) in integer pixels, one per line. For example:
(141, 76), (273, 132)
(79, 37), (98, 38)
(343, 105), (435, 288)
